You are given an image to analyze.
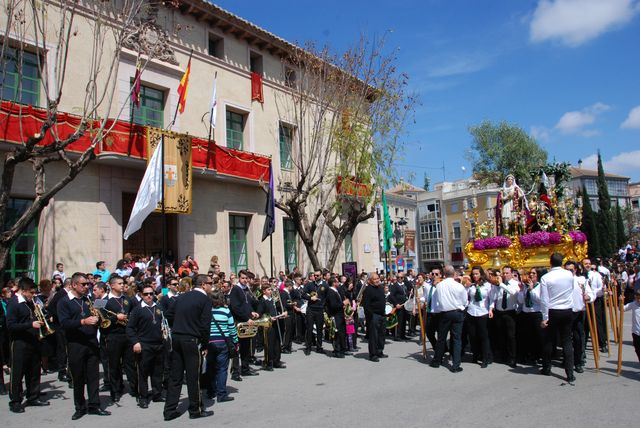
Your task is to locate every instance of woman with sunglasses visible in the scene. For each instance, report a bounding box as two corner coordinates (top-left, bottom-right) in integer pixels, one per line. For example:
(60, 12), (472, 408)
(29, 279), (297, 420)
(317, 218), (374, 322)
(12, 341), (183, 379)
(516, 268), (546, 365)
(466, 267), (493, 368)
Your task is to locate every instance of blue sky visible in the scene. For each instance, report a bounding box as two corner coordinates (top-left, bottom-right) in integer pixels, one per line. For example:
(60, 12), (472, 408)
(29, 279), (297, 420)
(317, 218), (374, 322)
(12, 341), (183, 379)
(213, 0), (640, 184)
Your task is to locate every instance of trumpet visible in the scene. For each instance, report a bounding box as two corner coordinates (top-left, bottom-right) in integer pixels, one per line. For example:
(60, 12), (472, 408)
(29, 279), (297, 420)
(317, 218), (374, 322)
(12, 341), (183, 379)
(103, 308), (129, 326)
(34, 304), (55, 340)
(161, 313), (172, 350)
(88, 300), (111, 329)
(237, 314), (272, 339)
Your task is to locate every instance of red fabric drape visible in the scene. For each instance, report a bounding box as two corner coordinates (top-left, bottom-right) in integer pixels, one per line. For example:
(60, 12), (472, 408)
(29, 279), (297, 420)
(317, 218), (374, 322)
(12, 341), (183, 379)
(251, 72), (264, 103)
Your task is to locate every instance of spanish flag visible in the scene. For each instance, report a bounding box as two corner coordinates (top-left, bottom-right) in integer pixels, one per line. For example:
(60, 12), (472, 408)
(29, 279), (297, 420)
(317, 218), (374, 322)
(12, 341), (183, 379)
(177, 54), (192, 114)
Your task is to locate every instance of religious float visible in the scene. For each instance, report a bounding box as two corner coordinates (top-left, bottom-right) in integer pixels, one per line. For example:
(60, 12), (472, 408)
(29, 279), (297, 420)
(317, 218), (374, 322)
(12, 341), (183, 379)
(463, 166), (588, 269)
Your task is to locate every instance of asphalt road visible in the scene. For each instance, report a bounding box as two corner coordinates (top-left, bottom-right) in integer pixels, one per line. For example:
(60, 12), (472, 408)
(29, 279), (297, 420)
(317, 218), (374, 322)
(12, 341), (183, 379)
(3, 317), (638, 428)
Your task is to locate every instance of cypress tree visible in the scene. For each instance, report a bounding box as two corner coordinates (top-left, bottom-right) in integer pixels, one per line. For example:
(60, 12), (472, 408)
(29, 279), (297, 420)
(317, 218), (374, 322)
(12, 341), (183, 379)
(580, 185), (600, 258)
(596, 152), (614, 257)
(615, 203), (626, 248)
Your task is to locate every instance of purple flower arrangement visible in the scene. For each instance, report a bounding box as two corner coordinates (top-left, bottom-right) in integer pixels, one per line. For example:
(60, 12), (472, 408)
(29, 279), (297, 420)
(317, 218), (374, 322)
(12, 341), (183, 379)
(568, 230), (587, 243)
(473, 236), (512, 250)
(519, 231), (562, 248)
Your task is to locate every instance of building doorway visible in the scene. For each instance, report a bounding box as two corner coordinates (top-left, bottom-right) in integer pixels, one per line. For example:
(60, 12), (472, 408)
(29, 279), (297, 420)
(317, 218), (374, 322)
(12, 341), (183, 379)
(122, 193), (178, 265)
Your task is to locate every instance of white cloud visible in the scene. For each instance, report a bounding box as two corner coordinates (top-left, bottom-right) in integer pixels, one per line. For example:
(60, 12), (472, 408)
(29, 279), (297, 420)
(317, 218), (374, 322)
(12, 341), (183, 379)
(554, 102), (610, 135)
(530, 0), (640, 47)
(621, 105), (640, 128)
(530, 125), (551, 142)
(578, 150), (640, 177)
(425, 53), (495, 78)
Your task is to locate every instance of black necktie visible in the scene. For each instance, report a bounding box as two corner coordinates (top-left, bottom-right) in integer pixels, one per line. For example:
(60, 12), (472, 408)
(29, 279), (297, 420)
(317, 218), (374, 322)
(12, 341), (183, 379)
(502, 289), (507, 310)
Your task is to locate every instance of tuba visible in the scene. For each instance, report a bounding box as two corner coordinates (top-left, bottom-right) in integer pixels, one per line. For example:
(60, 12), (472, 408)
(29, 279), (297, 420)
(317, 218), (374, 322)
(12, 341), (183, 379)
(88, 300), (111, 329)
(34, 303), (55, 340)
(237, 314), (272, 339)
(323, 312), (336, 340)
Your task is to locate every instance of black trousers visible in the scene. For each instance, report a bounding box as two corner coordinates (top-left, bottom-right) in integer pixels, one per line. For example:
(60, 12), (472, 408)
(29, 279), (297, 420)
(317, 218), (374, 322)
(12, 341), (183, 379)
(9, 340), (41, 406)
(633, 333), (640, 363)
(572, 311), (586, 367)
(105, 334), (136, 396)
(467, 314), (491, 363)
(425, 311), (439, 351)
(238, 336), (252, 372)
(136, 342), (164, 401)
(55, 327), (68, 376)
(518, 311), (543, 362)
(164, 334), (203, 417)
(593, 297), (607, 348)
(365, 312), (385, 357)
(543, 309), (574, 378)
(395, 307), (407, 339)
(433, 310), (464, 368)
(305, 310), (324, 350)
(264, 326), (281, 366)
(332, 313), (347, 354)
(99, 334), (110, 388)
(281, 315), (293, 351)
(67, 341), (101, 412)
(494, 310), (517, 363)
(294, 311), (305, 342)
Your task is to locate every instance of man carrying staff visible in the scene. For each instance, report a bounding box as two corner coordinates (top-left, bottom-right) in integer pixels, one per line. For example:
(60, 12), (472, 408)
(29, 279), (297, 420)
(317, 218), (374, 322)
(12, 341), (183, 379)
(540, 253), (576, 383)
(229, 270), (260, 378)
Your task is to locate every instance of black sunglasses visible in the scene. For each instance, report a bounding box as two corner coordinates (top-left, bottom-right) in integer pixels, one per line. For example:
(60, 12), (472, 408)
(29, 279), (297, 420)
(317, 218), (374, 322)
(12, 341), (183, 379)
(142, 292), (154, 296)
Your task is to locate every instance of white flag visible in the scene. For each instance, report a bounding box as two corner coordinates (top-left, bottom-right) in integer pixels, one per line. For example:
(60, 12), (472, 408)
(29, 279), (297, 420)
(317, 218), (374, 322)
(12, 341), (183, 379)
(123, 138), (163, 240)
(209, 76), (217, 129)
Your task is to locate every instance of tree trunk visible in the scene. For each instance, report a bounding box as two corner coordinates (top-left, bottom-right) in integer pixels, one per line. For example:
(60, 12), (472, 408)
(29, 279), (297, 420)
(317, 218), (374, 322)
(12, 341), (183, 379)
(0, 242), (12, 280)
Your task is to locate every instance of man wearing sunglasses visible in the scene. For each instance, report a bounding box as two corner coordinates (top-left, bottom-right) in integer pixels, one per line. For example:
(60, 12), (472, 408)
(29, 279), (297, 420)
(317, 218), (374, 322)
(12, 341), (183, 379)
(127, 286), (165, 408)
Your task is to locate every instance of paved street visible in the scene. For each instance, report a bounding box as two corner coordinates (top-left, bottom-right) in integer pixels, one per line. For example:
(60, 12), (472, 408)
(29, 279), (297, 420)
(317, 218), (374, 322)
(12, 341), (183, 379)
(4, 317), (638, 428)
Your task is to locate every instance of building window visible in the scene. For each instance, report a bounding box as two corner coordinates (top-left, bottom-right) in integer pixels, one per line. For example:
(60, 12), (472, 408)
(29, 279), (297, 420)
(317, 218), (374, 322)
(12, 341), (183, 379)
(132, 84), (164, 128)
(250, 51), (263, 75)
(421, 241), (443, 260)
(208, 33), (224, 59)
(420, 220), (442, 241)
(452, 222), (461, 240)
(450, 202), (459, 213)
(229, 215), (249, 273)
(395, 207), (399, 216)
(1, 47), (40, 106)
(279, 123), (293, 169)
(345, 232), (354, 263)
(226, 110), (245, 150)
(284, 66), (297, 88)
(283, 218), (297, 273)
(2, 198), (38, 282)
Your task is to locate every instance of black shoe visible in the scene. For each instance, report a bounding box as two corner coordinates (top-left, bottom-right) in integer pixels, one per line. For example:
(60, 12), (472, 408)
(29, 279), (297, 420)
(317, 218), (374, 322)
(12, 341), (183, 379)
(480, 363), (488, 368)
(88, 409), (111, 416)
(262, 365), (274, 371)
(378, 353), (389, 358)
(303, 349), (311, 356)
(281, 349), (291, 354)
(0, 384), (7, 395)
(600, 346), (608, 353)
(567, 374), (576, 383)
(231, 374), (242, 382)
(449, 366), (463, 373)
(240, 370), (259, 376)
(71, 410), (86, 420)
(164, 411), (181, 421)
(10, 405), (25, 413)
(110, 393), (121, 403)
(217, 396), (234, 402)
(138, 401), (149, 409)
(316, 347), (324, 354)
(369, 356), (380, 362)
(58, 373), (70, 382)
(540, 368), (551, 376)
(273, 362), (287, 368)
(68, 382), (73, 389)
(25, 399), (50, 407)
(99, 385), (110, 392)
(152, 396), (165, 402)
(508, 360), (517, 369)
(429, 361), (440, 368)
(575, 366), (584, 373)
(189, 410), (214, 419)
(333, 352), (345, 358)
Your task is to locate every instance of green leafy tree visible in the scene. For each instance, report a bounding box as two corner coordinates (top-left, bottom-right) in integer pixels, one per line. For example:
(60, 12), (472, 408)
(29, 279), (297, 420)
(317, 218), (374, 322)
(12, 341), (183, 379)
(615, 203), (626, 248)
(466, 120), (548, 189)
(596, 152), (614, 257)
(580, 186), (600, 258)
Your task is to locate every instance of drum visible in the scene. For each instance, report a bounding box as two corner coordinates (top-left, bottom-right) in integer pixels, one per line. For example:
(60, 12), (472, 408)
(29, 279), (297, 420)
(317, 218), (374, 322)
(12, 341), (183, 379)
(357, 305), (365, 319)
(385, 303), (394, 315)
(403, 298), (415, 313)
(300, 302), (308, 315)
(385, 303), (398, 329)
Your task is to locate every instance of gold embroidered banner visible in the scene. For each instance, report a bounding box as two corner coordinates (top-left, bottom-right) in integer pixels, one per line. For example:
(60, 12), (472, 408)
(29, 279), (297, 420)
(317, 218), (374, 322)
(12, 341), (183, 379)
(146, 127), (192, 214)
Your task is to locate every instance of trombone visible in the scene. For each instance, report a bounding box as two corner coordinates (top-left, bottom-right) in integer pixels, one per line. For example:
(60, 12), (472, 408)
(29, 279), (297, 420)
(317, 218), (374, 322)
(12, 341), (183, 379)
(33, 303), (55, 340)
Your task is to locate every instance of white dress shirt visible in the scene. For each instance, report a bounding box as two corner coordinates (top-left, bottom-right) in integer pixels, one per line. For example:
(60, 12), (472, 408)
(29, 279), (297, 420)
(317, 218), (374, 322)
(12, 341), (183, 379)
(572, 276), (595, 312)
(587, 270), (604, 298)
(420, 282), (440, 313)
(540, 267), (575, 321)
(433, 277), (468, 312)
(623, 301), (640, 336)
(517, 283), (542, 313)
(491, 280), (519, 311)
(466, 282), (492, 317)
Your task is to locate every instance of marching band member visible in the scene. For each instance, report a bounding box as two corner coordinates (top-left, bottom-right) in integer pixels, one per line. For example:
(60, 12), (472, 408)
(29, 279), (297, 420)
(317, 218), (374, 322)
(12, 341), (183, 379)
(326, 277), (348, 358)
(126, 284), (165, 408)
(229, 270), (260, 379)
(6, 277), (48, 413)
(279, 280), (295, 353)
(57, 273), (110, 420)
(466, 267), (493, 368)
(257, 284), (286, 370)
(302, 271), (326, 355)
(491, 266), (519, 368)
(361, 273), (386, 362)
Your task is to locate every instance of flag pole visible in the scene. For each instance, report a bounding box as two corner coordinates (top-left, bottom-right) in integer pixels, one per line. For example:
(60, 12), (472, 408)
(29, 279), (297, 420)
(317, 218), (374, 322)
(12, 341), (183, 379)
(270, 234), (274, 278)
(208, 71), (217, 144)
(161, 134), (167, 292)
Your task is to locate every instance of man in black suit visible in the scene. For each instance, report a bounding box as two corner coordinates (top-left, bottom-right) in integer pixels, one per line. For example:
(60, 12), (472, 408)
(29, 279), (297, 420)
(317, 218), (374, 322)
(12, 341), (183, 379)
(389, 273), (408, 340)
(163, 274), (213, 421)
(361, 273), (386, 362)
(228, 270), (260, 378)
(279, 280), (295, 353)
(257, 285), (285, 370)
(6, 277), (49, 413)
(326, 277), (349, 358)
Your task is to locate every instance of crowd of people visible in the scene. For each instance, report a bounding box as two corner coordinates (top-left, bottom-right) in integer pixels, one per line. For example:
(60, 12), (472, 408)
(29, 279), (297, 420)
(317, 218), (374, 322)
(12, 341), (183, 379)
(0, 251), (639, 420)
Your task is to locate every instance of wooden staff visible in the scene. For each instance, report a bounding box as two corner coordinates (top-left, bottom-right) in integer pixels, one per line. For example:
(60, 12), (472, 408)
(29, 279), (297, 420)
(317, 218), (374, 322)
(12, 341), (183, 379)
(606, 291), (617, 344)
(586, 301), (599, 370)
(612, 286), (620, 340)
(603, 292), (611, 356)
(415, 283), (426, 358)
(610, 289), (619, 344)
(616, 294), (624, 376)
